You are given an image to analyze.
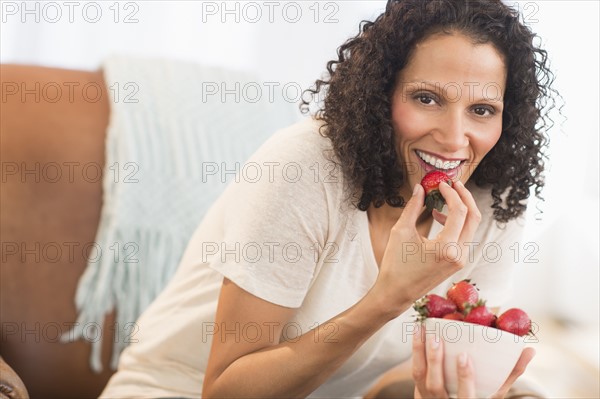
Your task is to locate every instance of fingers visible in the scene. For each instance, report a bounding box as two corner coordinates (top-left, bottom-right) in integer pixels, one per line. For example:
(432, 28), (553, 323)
(491, 347), (536, 399)
(453, 180), (482, 243)
(424, 335), (446, 396)
(434, 181), (482, 266)
(413, 325), (448, 398)
(412, 326), (481, 399)
(412, 325), (428, 394)
(397, 184), (425, 229)
(435, 181), (468, 243)
(456, 353), (476, 398)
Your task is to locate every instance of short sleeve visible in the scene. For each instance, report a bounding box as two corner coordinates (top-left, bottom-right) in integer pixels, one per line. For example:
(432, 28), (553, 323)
(207, 122), (330, 308)
(466, 185), (528, 309)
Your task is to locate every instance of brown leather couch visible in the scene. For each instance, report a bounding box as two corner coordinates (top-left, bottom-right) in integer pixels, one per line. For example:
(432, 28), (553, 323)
(1, 64), (115, 398)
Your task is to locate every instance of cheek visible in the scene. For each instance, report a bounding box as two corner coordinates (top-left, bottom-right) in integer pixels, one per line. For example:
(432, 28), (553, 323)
(475, 125), (503, 157)
(392, 103), (430, 142)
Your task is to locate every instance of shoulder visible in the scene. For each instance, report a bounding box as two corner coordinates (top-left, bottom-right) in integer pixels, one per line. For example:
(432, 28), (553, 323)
(245, 117), (344, 195)
(225, 117), (343, 205)
(256, 117), (332, 163)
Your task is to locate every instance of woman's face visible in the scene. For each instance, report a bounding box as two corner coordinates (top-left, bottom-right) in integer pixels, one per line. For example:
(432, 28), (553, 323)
(391, 32), (507, 198)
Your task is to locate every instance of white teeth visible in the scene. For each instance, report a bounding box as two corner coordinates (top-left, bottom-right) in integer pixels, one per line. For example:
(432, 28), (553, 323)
(416, 150), (462, 170)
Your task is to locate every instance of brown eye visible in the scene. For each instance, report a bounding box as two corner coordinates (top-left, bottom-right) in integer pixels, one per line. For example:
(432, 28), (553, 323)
(414, 93), (438, 105)
(473, 106), (495, 116)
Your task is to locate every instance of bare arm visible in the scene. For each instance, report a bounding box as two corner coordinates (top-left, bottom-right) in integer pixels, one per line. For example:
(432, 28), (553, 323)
(203, 279), (402, 398)
(203, 182), (481, 398)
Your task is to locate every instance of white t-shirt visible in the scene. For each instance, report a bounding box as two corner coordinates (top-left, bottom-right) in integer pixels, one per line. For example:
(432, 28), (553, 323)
(101, 117), (525, 398)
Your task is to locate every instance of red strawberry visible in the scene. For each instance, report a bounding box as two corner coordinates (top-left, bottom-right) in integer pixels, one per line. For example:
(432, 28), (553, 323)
(413, 294), (457, 320)
(496, 308), (532, 337)
(446, 280), (479, 311)
(420, 171), (453, 212)
(443, 312), (465, 321)
(464, 303), (496, 327)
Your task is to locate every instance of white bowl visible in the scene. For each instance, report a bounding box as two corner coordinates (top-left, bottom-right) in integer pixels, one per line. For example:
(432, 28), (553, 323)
(423, 318), (526, 397)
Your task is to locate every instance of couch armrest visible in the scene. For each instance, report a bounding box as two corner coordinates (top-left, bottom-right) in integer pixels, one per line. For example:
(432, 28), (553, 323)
(0, 64), (113, 398)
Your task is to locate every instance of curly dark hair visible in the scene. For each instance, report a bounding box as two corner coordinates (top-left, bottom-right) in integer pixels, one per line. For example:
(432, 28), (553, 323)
(300, 0), (558, 223)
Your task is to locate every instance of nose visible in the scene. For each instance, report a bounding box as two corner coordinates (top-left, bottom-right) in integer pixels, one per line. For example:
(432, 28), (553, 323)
(432, 110), (469, 152)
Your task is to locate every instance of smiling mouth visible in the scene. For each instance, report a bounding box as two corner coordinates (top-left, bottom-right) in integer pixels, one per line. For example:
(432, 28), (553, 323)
(415, 150), (466, 171)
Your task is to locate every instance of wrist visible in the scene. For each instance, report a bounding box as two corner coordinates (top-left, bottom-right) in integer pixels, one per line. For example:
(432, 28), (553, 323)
(363, 285), (411, 322)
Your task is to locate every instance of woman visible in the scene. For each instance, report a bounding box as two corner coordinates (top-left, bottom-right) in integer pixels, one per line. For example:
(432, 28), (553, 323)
(101, 0), (555, 397)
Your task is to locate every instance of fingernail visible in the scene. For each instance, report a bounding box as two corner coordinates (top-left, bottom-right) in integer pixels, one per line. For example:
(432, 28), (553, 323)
(455, 180), (464, 188)
(413, 184), (420, 196)
(459, 352), (468, 367)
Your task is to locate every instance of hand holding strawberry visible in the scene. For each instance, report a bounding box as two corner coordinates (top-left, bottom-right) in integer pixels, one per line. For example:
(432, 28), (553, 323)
(370, 179), (481, 317)
(369, 171), (482, 319)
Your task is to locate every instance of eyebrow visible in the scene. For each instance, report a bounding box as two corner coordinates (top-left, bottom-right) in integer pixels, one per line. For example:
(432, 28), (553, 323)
(400, 80), (504, 103)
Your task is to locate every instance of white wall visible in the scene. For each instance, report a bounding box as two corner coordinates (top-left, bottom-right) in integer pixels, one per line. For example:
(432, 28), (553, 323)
(503, 1), (599, 327)
(0, 0), (387, 113)
(2, 0), (598, 325)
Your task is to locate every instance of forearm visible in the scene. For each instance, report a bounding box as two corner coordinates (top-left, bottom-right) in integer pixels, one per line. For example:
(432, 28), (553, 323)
(204, 290), (408, 398)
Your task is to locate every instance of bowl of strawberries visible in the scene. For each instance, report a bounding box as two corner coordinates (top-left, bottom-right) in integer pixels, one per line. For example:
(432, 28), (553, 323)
(414, 280), (533, 397)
